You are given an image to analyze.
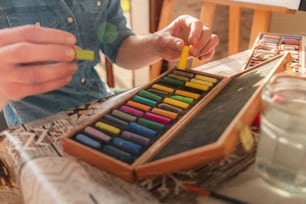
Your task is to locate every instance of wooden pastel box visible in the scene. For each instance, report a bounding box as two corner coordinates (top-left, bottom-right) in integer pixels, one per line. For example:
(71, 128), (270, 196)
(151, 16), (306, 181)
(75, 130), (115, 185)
(244, 32), (305, 73)
(62, 53), (291, 183)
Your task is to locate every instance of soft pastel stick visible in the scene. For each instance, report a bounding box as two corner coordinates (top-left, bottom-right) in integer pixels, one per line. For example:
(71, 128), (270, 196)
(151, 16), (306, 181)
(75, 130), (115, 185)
(194, 75), (217, 83)
(133, 95), (157, 107)
(95, 121), (121, 135)
(175, 89), (200, 99)
(75, 133), (101, 149)
(102, 114), (129, 129)
(281, 36), (301, 40)
(161, 76), (185, 86)
(126, 101), (151, 111)
(102, 145), (134, 164)
(144, 112), (172, 125)
(138, 90), (162, 102)
(151, 107), (178, 119)
(167, 73), (190, 81)
(83, 126), (112, 142)
(120, 105), (144, 116)
(121, 131), (151, 146)
(170, 95), (194, 104)
(158, 103), (183, 113)
(177, 45), (190, 70)
(111, 109), (137, 122)
(128, 122), (157, 138)
(172, 69), (194, 77)
(185, 81), (209, 91)
(147, 88), (169, 97)
(152, 84), (174, 93)
(190, 78), (214, 87)
(164, 97), (189, 109)
(75, 49), (95, 61)
(138, 118), (165, 131)
(112, 137), (143, 155)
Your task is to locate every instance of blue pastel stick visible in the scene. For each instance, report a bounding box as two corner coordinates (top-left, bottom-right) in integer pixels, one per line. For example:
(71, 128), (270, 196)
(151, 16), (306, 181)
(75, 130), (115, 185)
(112, 137), (143, 155)
(75, 133), (101, 149)
(102, 145), (134, 164)
(128, 122), (157, 138)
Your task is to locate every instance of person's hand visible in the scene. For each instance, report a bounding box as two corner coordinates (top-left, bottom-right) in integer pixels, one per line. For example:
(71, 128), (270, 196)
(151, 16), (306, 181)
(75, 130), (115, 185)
(150, 15), (219, 62)
(0, 25), (77, 107)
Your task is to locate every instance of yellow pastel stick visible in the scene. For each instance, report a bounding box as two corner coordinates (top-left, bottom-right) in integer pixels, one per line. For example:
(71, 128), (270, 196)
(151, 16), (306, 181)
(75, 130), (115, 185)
(75, 49), (95, 61)
(95, 121), (121, 135)
(163, 97), (189, 109)
(177, 45), (190, 70)
(185, 81), (209, 91)
(195, 74), (217, 83)
(190, 78), (214, 87)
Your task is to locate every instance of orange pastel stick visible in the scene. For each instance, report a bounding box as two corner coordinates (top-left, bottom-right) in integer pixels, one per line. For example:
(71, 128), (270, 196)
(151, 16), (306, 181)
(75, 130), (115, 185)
(127, 100), (152, 111)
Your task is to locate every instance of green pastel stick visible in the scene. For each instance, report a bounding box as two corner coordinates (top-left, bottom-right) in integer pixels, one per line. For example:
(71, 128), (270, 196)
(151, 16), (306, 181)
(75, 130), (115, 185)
(75, 49), (95, 61)
(139, 90), (163, 101)
(138, 118), (165, 131)
(162, 76), (185, 86)
(170, 95), (194, 104)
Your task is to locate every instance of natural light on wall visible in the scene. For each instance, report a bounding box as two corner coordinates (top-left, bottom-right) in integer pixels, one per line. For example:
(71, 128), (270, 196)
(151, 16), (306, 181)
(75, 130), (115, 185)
(115, 0), (150, 89)
(97, 0), (150, 90)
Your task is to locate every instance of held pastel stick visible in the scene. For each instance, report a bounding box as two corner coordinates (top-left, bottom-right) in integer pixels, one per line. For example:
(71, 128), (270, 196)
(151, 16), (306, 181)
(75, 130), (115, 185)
(75, 49), (95, 61)
(177, 45), (190, 70)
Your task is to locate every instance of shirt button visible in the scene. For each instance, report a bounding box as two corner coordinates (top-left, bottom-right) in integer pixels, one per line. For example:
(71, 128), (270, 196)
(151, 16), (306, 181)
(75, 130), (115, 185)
(97, 1), (102, 7)
(67, 17), (74, 23)
(80, 78), (86, 84)
(34, 22), (41, 27)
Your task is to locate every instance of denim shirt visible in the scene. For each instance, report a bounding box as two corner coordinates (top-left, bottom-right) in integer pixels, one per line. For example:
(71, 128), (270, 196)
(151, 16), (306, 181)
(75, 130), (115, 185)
(0, 0), (134, 126)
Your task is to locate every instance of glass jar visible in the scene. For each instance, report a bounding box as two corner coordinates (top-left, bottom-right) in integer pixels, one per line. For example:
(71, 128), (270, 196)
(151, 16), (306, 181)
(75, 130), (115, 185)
(255, 72), (306, 194)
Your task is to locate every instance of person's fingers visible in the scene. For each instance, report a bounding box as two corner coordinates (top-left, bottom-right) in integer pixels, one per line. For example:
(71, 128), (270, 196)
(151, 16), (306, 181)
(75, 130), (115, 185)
(199, 48), (216, 61)
(188, 20), (211, 47)
(0, 76), (73, 100)
(192, 34), (219, 60)
(0, 25), (76, 47)
(3, 62), (77, 84)
(0, 43), (76, 64)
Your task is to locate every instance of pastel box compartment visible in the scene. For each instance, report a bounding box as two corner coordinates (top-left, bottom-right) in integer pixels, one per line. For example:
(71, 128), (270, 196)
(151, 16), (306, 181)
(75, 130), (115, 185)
(244, 32), (305, 72)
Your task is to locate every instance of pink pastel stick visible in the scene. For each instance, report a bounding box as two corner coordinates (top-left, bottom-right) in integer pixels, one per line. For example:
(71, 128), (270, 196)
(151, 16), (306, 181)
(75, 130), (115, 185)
(144, 112), (172, 125)
(120, 105), (144, 117)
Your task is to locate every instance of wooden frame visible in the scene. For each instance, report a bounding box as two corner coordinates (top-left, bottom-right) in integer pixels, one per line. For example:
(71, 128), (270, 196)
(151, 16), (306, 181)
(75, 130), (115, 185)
(149, 0), (295, 80)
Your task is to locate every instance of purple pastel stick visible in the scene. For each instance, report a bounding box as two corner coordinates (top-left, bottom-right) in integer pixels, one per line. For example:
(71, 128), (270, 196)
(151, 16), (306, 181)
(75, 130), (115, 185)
(84, 126), (112, 142)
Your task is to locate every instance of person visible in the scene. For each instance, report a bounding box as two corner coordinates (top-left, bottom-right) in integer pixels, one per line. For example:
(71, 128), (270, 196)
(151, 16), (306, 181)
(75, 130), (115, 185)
(0, 0), (219, 127)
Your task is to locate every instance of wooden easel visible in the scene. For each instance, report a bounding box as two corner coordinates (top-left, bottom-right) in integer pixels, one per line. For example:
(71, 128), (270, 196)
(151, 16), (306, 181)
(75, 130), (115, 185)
(149, 0), (295, 80)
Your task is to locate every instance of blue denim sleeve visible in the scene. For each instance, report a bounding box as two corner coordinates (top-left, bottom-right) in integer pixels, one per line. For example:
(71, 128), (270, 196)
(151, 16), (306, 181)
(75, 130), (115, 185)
(99, 0), (135, 63)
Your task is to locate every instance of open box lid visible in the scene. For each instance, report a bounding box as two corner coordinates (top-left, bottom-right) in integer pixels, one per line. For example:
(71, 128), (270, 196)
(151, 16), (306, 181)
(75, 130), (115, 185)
(134, 52), (292, 180)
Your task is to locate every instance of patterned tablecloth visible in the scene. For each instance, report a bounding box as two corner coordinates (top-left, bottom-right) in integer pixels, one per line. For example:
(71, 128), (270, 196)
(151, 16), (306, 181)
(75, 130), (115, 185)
(0, 50), (305, 204)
